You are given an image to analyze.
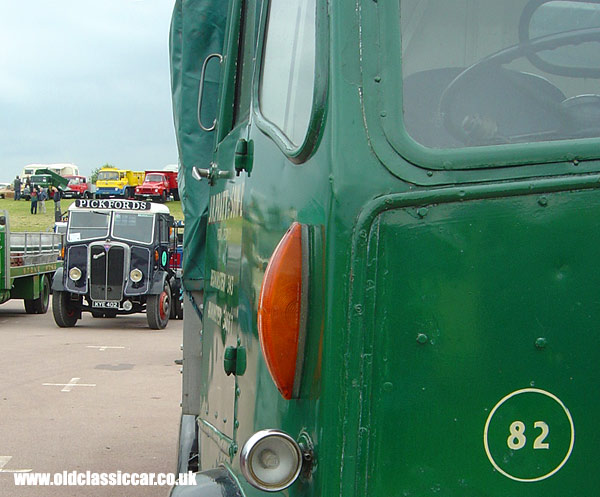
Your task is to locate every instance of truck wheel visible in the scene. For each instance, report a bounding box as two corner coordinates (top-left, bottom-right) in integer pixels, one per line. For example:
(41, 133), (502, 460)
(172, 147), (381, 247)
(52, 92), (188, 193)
(160, 191), (167, 203)
(147, 281), (171, 329)
(24, 274), (50, 314)
(52, 291), (79, 327)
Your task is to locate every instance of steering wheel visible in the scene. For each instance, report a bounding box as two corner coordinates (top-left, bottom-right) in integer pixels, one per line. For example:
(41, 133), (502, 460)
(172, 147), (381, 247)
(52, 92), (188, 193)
(439, 28), (600, 145)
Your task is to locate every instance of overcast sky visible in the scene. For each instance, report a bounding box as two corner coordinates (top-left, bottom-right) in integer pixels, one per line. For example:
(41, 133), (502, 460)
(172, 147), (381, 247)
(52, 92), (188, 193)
(0, 0), (178, 182)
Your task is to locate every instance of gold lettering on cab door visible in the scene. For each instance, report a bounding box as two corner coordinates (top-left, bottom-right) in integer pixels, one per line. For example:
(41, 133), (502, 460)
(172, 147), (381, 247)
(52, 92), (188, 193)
(208, 184), (245, 224)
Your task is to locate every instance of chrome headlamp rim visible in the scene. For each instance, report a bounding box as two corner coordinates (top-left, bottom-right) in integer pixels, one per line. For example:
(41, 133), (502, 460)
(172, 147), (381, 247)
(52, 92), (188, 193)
(240, 429), (302, 492)
(68, 267), (82, 281)
(129, 268), (143, 283)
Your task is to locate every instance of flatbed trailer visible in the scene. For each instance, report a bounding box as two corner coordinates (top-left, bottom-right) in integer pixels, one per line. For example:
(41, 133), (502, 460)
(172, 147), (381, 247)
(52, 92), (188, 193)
(0, 211), (62, 313)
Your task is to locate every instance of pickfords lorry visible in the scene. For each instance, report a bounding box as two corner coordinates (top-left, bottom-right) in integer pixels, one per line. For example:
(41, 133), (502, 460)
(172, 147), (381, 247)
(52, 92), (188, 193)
(51, 199), (183, 329)
(94, 166), (145, 199)
(0, 211), (62, 313)
(135, 170), (179, 202)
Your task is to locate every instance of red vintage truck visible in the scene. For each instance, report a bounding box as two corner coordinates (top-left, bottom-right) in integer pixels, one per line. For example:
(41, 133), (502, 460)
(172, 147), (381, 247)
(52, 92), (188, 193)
(62, 175), (93, 199)
(134, 170), (179, 202)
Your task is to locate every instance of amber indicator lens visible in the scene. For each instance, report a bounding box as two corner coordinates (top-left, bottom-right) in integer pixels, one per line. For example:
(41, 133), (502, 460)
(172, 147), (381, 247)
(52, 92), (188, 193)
(257, 222), (304, 399)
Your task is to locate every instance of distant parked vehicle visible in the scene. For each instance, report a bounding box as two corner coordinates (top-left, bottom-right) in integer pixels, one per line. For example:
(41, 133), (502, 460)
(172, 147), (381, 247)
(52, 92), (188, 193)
(63, 175), (94, 199)
(94, 166), (145, 199)
(135, 170), (179, 202)
(0, 211), (62, 313)
(29, 169), (69, 191)
(0, 184), (13, 199)
(22, 163), (79, 181)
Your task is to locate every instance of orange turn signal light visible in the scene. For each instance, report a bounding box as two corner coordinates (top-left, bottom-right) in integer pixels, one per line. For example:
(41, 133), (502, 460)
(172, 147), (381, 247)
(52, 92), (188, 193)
(258, 223), (308, 400)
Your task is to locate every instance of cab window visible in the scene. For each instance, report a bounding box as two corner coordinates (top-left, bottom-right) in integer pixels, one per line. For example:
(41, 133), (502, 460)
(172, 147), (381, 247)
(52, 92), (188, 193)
(67, 211), (110, 241)
(259, 0), (316, 146)
(400, 0), (600, 150)
(112, 213), (154, 244)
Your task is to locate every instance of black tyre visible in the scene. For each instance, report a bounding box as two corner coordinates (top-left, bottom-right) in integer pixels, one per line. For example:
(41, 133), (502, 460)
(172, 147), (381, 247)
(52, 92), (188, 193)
(24, 274), (50, 314)
(160, 191), (167, 203)
(52, 291), (79, 327)
(147, 281), (171, 330)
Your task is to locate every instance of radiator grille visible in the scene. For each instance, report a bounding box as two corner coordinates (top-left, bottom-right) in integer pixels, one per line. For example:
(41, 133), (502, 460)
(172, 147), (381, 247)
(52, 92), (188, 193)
(90, 245), (125, 300)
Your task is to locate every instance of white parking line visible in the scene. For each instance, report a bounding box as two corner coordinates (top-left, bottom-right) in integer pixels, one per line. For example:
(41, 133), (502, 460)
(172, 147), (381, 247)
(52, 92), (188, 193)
(0, 456), (31, 473)
(42, 377), (96, 392)
(86, 346), (126, 352)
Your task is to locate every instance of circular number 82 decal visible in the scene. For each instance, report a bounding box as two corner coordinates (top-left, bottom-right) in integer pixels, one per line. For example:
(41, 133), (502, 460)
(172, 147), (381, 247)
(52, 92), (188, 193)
(483, 388), (574, 482)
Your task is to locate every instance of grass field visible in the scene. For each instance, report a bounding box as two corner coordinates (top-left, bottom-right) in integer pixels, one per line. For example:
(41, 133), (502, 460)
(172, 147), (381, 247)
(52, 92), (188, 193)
(0, 198), (184, 232)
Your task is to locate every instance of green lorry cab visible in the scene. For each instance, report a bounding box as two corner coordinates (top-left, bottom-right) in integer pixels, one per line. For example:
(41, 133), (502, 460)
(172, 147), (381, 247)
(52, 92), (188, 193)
(0, 211), (62, 314)
(29, 168), (69, 191)
(170, 1), (600, 496)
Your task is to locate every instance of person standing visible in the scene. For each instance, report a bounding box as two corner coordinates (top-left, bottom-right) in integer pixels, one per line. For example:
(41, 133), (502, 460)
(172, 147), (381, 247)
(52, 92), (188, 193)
(39, 187), (47, 214)
(30, 187), (38, 214)
(53, 187), (62, 222)
(13, 176), (21, 201)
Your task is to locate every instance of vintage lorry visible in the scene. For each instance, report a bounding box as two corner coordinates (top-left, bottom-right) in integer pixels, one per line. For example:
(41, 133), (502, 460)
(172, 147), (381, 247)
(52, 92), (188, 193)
(0, 211), (62, 313)
(51, 199), (183, 329)
(135, 170), (179, 202)
(23, 168), (69, 200)
(169, 0), (600, 496)
(62, 175), (94, 199)
(94, 166), (145, 199)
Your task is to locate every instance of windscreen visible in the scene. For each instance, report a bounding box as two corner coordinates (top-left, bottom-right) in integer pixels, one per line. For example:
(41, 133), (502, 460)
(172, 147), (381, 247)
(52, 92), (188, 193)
(112, 213), (155, 244)
(145, 174), (164, 182)
(98, 171), (119, 181)
(67, 211), (110, 242)
(401, 0), (600, 149)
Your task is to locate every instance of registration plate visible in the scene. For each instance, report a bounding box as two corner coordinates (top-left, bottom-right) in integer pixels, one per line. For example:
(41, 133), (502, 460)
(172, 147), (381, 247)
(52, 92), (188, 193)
(92, 301), (120, 309)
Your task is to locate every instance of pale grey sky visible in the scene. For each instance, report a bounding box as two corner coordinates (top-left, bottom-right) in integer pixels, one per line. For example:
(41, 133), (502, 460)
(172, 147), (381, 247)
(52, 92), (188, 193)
(0, 0), (178, 182)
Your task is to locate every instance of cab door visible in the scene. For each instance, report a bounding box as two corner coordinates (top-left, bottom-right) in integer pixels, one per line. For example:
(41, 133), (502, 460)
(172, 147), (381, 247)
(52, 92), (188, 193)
(196, 0), (259, 467)
(198, 0), (322, 470)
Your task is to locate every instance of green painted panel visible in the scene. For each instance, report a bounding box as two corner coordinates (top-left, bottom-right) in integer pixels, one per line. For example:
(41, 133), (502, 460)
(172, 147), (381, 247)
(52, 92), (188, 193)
(366, 189), (600, 495)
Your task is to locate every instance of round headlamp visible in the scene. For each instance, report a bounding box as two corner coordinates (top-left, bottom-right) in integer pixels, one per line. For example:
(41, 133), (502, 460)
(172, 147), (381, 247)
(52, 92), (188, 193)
(68, 267), (82, 281)
(130, 268), (143, 283)
(240, 430), (302, 492)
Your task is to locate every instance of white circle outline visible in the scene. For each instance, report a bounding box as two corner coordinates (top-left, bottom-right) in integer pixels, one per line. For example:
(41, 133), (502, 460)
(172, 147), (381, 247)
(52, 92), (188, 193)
(483, 387), (575, 482)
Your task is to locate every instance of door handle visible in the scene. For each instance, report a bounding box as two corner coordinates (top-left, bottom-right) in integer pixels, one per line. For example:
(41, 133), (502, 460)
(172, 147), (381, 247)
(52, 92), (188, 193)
(192, 163), (232, 186)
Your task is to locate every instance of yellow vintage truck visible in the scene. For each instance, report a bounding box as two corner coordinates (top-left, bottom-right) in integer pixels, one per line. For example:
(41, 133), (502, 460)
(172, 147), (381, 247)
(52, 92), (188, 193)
(94, 166), (145, 199)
